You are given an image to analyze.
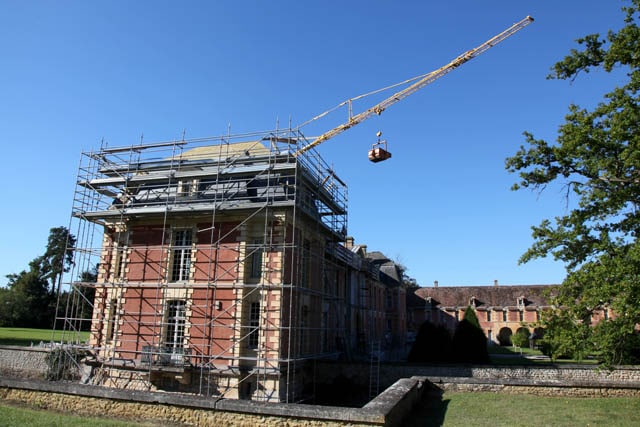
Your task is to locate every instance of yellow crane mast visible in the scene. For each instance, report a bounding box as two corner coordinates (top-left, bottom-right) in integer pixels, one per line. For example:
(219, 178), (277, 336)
(295, 16), (534, 160)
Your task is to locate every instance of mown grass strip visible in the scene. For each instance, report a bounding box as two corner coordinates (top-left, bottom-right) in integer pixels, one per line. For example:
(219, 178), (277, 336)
(0, 328), (89, 347)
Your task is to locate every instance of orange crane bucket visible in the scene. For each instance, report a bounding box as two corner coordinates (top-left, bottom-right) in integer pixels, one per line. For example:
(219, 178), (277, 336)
(368, 140), (392, 163)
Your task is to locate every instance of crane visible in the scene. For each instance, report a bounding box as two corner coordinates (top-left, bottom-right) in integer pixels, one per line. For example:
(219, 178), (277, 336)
(295, 16), (534, 161)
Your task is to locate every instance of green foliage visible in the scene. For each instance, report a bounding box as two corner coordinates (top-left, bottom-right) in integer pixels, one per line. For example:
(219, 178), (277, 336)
(512, 328), (531, 348)
(463, 306), (481, 328)
(2, 226), (79, 329)
(506, 0), (640, 366)
(407, 321), (452, 363)
(5, 267), (54, 328)
(39, 226), (76, 294)
(452, 317), (490, 364)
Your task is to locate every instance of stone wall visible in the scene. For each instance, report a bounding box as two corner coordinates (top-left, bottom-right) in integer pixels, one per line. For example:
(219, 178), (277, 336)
(316, 362), (640, 396)
(2, 345), (640, 398)
(0, 346), (49, 379)
(0, 376), (425, 427)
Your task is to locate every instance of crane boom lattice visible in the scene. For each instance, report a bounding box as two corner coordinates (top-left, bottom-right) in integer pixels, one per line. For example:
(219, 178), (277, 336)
(296, 15), (534, 156)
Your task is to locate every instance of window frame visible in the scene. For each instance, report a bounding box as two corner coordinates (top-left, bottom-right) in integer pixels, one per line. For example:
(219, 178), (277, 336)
(247, 301), (260, 349)
(171, 229), (193, 282)
(165, 299), (187, 351)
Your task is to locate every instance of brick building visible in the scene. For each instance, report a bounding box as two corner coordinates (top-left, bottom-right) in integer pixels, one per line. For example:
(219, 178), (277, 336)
(60, 132), (406, 402)
(408, 281), (612, 345)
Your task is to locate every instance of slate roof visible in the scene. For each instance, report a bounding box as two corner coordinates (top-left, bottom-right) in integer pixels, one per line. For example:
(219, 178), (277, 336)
(366, 251), (402, 286)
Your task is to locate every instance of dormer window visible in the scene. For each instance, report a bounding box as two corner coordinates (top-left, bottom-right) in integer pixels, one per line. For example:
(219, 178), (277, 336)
(469, 296), (478, 308)
(517, 296), (526, 307)
(178, 179), (198, 197)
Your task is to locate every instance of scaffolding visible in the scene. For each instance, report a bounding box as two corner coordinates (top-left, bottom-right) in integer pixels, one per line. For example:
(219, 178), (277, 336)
(54, 127), (359, 402)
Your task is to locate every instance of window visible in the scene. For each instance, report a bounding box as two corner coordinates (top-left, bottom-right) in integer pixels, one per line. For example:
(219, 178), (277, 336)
(502, 310), (508, 322)
(536, 310), (541, 321)
(487, 310), (492, 322)
(248, 302), (260, 349)
(385, 290), (393, 310)
(300, 305), (309, 353)
(519, 310), (524, 322)
(178, 179), (197, 197)
(455, 310), (460, 321)
(321, 311), (328, 352)
(112, 232), (128, 281)
(165, 300), (186, 351)
(106, 298), (118, 341)
(113, 246), (127, 280)
(249, 239), (263, 279)
(301, 239), (311, 287)
(171, 229), (192, 282)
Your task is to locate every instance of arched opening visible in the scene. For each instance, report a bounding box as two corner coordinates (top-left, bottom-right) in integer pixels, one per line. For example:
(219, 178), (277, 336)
(497, 327), (513, 346)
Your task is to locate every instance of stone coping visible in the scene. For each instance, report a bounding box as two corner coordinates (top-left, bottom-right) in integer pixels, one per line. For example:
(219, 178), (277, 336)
(425, 375), (640, 390)
(0, 376), (426, 426)
(0, 345), (51, 353)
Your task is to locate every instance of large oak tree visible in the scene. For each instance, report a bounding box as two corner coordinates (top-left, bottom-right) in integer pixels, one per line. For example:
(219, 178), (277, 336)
(506, 1), (640, 365)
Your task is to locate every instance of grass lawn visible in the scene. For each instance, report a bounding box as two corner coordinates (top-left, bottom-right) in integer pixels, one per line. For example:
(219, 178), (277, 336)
(488, 344), (599, 366)
(0, 401), (151, 427)
(3, 392), (640, 427)
(0, 327), (89, 347)
(406, 392), (640, 427)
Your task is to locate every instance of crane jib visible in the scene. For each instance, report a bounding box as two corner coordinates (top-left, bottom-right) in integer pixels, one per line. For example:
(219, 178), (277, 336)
(294, 16), (534, 158)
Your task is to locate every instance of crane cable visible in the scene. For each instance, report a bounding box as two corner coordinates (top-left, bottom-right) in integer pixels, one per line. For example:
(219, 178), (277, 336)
(295, 16), (534, 156)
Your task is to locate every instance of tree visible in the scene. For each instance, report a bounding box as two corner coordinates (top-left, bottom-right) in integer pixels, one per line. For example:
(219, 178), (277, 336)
(5, 263), (53, 328)
(506, 1), (640, 365)
(37, 226), (76, 295)
(451, 306), (490, 364)
(512, 328), (531, 349)
(408, 321), (452, 363)
(2, 226), (77, 329)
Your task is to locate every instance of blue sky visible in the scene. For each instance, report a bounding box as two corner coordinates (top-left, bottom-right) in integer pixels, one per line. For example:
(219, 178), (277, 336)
(0, 1), (628, 287)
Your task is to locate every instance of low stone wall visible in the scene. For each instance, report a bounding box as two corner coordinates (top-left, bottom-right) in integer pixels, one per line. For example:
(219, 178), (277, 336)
(0, 346), (49, 379)
(0, 376), (426, 427)
(432, 379), (640, 397)
(316, 362), (640, 397)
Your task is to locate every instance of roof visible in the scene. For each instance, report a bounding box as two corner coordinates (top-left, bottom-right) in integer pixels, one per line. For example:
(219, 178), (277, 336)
(366, 251), (402, 286)
(406, 288), (426, 309)
(366, 251), (390, 263)
(413, 284), (559, 309)
(177, 141), (271, 160)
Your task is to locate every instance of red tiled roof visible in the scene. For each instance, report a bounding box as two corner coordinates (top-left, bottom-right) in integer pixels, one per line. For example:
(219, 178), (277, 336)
(413, 284), (559, 308)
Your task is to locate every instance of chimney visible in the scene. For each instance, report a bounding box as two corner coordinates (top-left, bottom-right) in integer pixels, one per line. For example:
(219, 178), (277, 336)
(434, 280), (438, 288)
(345, 236), (354, 249)
(494, 279), (499, 287)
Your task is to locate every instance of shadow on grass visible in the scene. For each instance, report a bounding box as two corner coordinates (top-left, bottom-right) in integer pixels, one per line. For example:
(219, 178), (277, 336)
(404, 385), (449, 427)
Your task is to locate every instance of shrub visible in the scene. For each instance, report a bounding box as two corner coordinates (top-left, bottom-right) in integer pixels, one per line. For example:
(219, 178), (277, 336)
(512, 328), (531, 348)
(452, 319), (490, 364)
(408, 321), (452, 363)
